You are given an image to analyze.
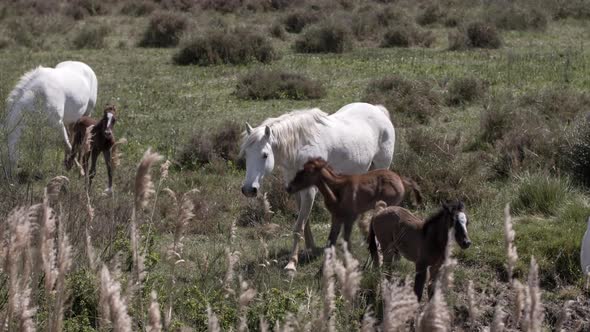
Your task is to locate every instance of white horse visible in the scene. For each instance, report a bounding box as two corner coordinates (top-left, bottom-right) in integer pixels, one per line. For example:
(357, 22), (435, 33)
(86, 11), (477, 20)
(3, 61), (98, 177)
(240, 102), (395, 271)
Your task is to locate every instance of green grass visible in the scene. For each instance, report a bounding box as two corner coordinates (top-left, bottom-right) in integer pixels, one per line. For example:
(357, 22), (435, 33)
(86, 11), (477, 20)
(1, 2), (590, 329)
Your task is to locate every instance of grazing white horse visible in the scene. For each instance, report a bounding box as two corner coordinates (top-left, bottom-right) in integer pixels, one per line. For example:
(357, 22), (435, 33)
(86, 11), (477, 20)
(582, 217), (590, 277)
(240, 102), (395, 271)
(2, 61), (98, 177)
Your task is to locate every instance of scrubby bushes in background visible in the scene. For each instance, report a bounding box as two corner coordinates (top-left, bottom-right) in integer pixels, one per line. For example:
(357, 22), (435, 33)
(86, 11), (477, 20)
(363, 76), (441, 125)
(139, 11), (187, 47)
(416, 3), (445, 26)
(173, 29), (278, 65)
(486, 4), (547, 31)
(71, 23), (110, 49)
(176, 121), (243, 169)
(120, 0), (156, 16)
(282, 10), (320, 33)
(446, 76), (487, 105)
(380, 23), (435, 48)
(511, 174), (571, 216)
(561, 113), (590, 187)
(293, 21), (352, 53)
(65, 0), (109, 20)
(235, 69), (326, 100)
(351, 4), (404, 41)
(448, 21), (502, 50)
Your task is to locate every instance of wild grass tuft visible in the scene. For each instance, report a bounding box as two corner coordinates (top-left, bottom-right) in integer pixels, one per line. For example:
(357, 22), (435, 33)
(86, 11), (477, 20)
(235, 69), (325, 100)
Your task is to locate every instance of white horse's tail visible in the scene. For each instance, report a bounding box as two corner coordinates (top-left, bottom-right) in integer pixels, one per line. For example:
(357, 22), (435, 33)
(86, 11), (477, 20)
(375, 104), (391, 120)
(2, 67), (42, 178)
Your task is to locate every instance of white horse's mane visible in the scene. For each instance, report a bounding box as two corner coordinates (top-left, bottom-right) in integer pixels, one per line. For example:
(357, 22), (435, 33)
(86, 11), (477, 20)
(6, 66), (43, 111)
(240, 108), (331, 164)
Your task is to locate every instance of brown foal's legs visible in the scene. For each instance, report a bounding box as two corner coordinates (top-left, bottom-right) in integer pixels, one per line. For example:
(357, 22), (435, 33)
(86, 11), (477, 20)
(342, 215), (356, 251)
(103, 148), (113, 192)
(327, 216), (342, 247)
(414, 262), (428, 302)
(427, 260), (444, 300)
(87, 149), (100, 189)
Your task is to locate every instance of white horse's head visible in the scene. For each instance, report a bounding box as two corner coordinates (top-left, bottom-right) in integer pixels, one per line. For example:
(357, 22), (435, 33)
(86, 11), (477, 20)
(240, 123), (275, 197)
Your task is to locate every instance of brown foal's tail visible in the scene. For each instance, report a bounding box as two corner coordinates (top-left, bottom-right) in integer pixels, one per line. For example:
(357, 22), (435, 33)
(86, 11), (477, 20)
(401, 176), (423, 206)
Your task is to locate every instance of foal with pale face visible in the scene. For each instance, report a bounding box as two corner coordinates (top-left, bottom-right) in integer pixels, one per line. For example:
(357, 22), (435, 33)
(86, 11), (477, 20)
(286, 157), (421, 249)
(368, 201), (471, 301)
(66, 105), (117, 194)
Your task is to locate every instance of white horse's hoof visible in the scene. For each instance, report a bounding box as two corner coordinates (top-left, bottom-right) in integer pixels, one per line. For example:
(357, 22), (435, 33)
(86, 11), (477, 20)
(102, 187), (113, 196)
(284, 261), (297, 271)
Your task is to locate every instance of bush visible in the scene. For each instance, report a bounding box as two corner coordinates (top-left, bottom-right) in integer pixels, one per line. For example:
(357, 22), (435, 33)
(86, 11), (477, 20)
(351, 5), (403, 40)
(363, 76), (441, 125)
(71, 24), (109, 49)
(139, 11), (187, 48)
(293, 21), (352, 53)
(449, 21), (502, 50)
(200, 0), (243, 13)
(269, 22), (286, 39)
(282, 10), (319, 33)
(446, 76), (486, 105)
(395, 128), (492, 203)
(416, 4), (444, 26)
(173, 29), (278, 65)
(511, 174), (571, 216)
(64, 0), (108, 20)
(519, 86), (590, 122)
(159, 0), (196, 12)
(380, 23), (434, 48)
(561, 114), (590, 187)
(176, 121), (243, 169)
(235, 69), (325, 100)
(487, 5), (547, 31)
(120, 0), (156, 16)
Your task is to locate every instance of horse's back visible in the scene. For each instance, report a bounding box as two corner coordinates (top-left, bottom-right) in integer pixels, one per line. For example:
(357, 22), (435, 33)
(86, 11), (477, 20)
(55, 61), (98, 117)
(372, 206), (423, 261)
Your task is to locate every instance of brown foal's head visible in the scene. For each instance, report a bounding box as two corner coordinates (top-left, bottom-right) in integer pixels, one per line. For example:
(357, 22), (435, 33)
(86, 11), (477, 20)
(443, 201), (471, 249)
(286, 157), (328, 194)
(100, 105), (117, 140)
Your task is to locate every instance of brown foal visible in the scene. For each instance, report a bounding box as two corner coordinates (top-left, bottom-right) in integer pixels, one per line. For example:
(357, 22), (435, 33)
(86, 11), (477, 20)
(65, 105), (117, 193)
(286, 157), (422, 249)
(368, 201), (471, 301)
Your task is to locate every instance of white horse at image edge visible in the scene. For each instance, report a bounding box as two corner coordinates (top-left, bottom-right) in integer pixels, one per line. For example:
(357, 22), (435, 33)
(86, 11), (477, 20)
(2, 60), (98, 178)
(240, 102), (395, 271)
(582, 216), (590, 278)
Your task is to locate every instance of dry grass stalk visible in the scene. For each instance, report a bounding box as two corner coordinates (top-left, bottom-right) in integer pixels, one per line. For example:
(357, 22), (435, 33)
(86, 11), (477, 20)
(504, 204), (518, 281)
(147, 291), (162, 332)
(259, 316), (269, 332)
(361, 306), (377, 332)
(490, 304), (506, 332)
(381, 276), (419, 331)
(555, 300), (573, 332)
(333, 242), (361, 306)
(259, 192), (273, 223)
(134, 148), (163, 211)
(51, 220), (72, 332)
(5, 207), (37, 332)
(100, 264), (132, 332)
(440, 230), (458, 292)
(238, 277), (257, 332)
(40, 189), (57, 293)
(85, 228), (98, 270)
(207, 306), (221, 332)
(523, 257), (543, 332)
(511, 279), (526, 328)
(160, 159), (171, 180)
(128, 219), (146, 298)
(223, 249), (240, 297)
(83, 124), (94, 154)
(321, 246), (337, 332)
(230, 218), (237, 244)
(111, 137), (128, 169)
(467, 280), (478, 326)
(46, 176), (69, 202)
(417, 287), (451, 332)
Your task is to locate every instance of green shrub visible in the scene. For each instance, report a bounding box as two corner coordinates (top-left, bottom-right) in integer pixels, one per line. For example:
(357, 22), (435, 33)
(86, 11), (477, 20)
(293, 21), (352, 53)
(269, 22), (286, 39)
(351, 5), (403, 40)
(416, 4), (444, 26)
(235, 69), (325, 100)
(363, 76), (441, 125)
(511, 174), (571, 216)
(64, 0), (108, 20)
(447, 76), (486, 105)
(519, 86), (590, 122)
(449, 21), (502, 50)
(173, 29), (278, 65)
(71, 24), (109, 49)
(380, 23), (434, 48)
(282, 10), (319, 33)
(487, 4), (547, 31)
(120, 0), (156, 16)
(561, 114), (590, 187)
(139, 11), (187, 48)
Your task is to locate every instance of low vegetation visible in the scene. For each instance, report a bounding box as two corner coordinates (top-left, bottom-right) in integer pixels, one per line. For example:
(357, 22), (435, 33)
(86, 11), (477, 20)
(138, 11), (187, 48)
(71, 23), (109, 49)
(449, 21), (502, 50)
(380, 23), (435, 48)
(173, 29), (278, 65)
(293, 21), (352, 53)
(235, 69), (325, 100)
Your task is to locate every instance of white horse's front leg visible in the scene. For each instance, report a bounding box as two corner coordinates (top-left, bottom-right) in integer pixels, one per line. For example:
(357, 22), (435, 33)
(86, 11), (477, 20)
(60, 121), (73, 168)
(285, 188), (316, 271)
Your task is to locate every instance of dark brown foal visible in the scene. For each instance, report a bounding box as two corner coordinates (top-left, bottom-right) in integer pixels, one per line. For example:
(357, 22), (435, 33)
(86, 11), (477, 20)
(368, 201), (471, 301)
(66, 105), (117, 193)
(286, 157), (422, 249)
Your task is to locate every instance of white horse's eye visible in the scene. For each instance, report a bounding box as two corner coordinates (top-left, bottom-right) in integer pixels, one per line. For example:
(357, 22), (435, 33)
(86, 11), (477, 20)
(262, 153), (268, 159)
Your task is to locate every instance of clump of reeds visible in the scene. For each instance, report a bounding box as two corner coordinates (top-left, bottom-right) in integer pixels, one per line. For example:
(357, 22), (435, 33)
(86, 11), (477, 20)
(381, 276), (419, 331)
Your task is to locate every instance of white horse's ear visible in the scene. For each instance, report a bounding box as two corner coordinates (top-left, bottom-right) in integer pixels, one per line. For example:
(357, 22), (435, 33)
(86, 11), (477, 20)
(265, 126), (271, 138)
(246, 122), (253, 135)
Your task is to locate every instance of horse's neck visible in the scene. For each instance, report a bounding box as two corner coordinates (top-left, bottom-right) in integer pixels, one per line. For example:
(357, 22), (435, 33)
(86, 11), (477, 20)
(424, 212), (451, 248)
(319, 167), (346, 187)
(316, 178), (339, 206)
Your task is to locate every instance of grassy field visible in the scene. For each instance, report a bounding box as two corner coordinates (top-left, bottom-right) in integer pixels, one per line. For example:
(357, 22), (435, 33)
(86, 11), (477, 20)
(1, 0), (590, 330)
